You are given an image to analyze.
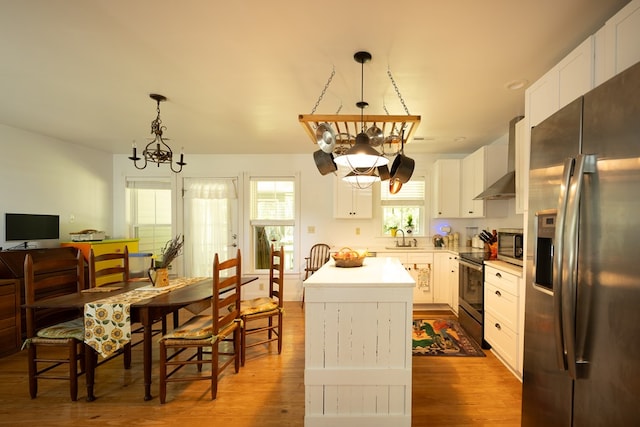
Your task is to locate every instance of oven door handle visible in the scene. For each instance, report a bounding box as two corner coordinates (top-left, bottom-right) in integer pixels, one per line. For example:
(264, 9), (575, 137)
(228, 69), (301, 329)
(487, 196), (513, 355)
(458, 259), (483, 272)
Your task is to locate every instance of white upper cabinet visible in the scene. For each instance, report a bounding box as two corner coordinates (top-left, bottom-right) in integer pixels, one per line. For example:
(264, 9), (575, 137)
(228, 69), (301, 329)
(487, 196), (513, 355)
(432, 159), (461, 218)
(526, 36), (595, 129)
(515, 118), (527, 214)
(460, 143), (508, 218)
(557, 37), (595, 109)
(595, 0), (640, 86)
(525, 69), (560, 129)
(333, 175), (372, 219)
(460, 147), (485, 218)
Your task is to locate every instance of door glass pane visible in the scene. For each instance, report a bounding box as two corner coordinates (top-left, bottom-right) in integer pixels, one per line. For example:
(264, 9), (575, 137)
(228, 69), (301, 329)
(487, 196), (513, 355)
(183, 178), (238, 277)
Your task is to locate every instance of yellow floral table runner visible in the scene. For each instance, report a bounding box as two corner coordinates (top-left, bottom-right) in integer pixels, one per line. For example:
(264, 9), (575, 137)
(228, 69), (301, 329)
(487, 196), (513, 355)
(84, 277), (207, 358)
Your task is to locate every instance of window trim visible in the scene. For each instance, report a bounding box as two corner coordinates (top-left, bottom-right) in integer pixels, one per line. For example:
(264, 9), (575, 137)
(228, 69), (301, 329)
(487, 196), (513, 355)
(379, 176), (426, 236)
(245, 173), (300, 274)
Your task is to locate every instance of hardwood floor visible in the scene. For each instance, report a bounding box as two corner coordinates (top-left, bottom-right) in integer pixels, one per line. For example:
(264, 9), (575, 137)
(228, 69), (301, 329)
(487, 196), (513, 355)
(0, 302), (521, 426)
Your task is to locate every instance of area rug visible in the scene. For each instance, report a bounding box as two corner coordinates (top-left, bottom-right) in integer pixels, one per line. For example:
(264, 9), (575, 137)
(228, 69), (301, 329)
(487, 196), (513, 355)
(412, 318), (485, 357)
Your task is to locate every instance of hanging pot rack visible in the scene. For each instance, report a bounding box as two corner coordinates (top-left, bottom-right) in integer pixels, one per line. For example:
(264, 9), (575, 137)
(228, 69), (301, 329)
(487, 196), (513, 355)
(298, 113), (421, 151)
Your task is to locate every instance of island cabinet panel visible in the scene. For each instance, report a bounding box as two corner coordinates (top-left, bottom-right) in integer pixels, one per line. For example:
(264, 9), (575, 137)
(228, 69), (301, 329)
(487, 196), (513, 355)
(303, 257), (414, 427)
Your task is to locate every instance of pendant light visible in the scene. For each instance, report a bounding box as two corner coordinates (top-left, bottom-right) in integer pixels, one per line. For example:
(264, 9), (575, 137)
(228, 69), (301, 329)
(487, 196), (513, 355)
(334, 51), (389, 176)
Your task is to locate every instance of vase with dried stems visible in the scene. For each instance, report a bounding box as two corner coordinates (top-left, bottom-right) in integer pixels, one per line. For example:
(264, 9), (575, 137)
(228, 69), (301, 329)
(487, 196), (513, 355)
(148, 235), (184, 287)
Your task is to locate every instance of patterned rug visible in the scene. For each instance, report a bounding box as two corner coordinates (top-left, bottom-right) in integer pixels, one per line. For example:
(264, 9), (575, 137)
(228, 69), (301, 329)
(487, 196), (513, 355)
(412, 318), (485, 357)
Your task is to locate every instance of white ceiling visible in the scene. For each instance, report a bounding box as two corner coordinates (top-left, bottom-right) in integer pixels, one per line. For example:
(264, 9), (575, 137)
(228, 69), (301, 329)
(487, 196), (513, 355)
(0, 0), (630, 157)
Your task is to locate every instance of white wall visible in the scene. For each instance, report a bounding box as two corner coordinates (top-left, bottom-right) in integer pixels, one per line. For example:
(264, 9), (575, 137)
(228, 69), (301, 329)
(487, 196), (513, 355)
(0, 124), (113, 249)
(0, 123), (521, 300)
(113, 137), (523, 301)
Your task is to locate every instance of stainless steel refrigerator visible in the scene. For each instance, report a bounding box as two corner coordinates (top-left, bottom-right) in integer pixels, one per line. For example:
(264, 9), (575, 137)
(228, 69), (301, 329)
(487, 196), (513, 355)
(522, 60), (640, 426)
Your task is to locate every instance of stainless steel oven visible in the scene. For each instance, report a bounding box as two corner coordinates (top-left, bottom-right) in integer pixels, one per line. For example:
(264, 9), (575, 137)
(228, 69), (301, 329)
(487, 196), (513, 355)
(458, 252), (489, 349)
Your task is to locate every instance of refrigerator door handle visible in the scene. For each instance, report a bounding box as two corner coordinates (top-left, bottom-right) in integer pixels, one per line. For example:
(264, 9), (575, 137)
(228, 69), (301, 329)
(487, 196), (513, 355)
(553, 157), (575, 371)
(563, 153), (597, 380)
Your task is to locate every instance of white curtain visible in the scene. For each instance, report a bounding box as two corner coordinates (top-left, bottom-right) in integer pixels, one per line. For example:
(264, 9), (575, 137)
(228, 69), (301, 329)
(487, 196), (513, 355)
(183, 178), (237, 277)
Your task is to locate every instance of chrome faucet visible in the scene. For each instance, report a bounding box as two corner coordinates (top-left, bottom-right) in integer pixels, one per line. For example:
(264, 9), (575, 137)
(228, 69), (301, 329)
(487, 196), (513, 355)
(396, 229), (410, 247)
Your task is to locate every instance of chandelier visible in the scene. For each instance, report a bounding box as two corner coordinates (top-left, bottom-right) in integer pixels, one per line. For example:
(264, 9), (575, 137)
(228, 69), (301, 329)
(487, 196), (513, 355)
(299, 51), (419, 191)
(129, 93), (186, 173)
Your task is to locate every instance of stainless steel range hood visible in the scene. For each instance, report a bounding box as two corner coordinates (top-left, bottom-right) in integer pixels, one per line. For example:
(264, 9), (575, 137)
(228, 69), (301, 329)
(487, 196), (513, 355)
(474, 115), (524, 200)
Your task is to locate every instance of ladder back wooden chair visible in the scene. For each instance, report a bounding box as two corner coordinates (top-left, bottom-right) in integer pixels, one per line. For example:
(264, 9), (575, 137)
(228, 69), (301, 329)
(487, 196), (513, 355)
(23, 249), (89, 401)
(302, 243), (330, 307)
(239, 245), (284, 366)
(158, 249), (242, 403)
(88, 246), (129, 287)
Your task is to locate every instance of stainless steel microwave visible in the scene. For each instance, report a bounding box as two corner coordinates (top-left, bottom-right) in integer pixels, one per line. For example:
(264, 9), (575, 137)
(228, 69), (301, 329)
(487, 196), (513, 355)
(497, 228), (524, 266)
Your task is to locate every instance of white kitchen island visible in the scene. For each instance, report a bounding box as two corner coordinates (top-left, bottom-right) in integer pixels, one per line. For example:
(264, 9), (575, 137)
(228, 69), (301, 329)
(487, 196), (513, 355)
(303, 256), (415, 427)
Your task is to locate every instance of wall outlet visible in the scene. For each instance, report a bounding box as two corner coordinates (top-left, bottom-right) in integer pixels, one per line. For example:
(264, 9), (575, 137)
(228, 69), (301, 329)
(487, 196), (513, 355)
(355, 227), (360, 235)
(307, 226), (315, 234)
(259, 283), (264, 291)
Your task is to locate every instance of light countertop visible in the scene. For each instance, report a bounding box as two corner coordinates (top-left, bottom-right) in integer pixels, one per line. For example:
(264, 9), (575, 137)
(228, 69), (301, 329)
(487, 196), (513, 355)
(484, 259), (524, 277)
(303, 256), (414, 288)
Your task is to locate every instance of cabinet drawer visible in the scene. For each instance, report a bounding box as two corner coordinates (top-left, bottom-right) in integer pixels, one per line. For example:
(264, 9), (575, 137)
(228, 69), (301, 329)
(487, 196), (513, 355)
(484, 283), (518, 331)
(484, 311), (518, 369)
(377, 252), (408, 263)
(484, 265), (519, 296)
(407, 252), (434, 264)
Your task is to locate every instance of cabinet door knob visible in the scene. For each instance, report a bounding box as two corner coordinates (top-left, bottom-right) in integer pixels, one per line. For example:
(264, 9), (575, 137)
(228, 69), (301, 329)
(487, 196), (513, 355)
(495, 272), (502, 278)
(495, 290), (502, 297)
(495, 323), (501, 330)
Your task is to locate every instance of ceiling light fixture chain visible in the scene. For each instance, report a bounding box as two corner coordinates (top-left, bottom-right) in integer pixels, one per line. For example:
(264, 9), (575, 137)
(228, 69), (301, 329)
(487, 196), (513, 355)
(300, 50), (420, 193)
(128, 93), (186, 173)
(387, 68), (411, 115)
(310, 67), (336, 115)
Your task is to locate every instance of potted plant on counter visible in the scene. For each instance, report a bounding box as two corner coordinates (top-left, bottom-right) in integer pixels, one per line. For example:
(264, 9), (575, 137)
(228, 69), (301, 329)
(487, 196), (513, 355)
(384, 216), (400, 237)
(405, 214), (414, 234)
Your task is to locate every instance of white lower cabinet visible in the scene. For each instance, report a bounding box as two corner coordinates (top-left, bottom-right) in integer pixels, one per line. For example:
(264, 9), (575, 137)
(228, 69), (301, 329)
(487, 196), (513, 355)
(433, 252), (451, 305)
(484, 263), (522, 377)
(377, 251), (453, 307)
(449, 253), (459, 314)
(406, 252), (434, 304)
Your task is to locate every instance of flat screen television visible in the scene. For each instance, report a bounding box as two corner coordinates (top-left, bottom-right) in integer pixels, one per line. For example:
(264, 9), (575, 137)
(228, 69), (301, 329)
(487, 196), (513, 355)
(5, 213), (60, 241)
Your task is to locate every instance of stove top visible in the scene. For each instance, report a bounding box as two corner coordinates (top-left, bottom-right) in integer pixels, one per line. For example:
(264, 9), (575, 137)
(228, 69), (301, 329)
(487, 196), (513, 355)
(458, 251), (489, 265)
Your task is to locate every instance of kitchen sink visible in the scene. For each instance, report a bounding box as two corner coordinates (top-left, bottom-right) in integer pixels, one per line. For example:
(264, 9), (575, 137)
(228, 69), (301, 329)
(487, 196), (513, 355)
(384, 246), (424, 250)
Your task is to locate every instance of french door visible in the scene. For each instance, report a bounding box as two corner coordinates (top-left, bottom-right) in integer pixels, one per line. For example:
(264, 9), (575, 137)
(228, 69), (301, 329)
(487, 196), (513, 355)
(182, 177), (238, 277)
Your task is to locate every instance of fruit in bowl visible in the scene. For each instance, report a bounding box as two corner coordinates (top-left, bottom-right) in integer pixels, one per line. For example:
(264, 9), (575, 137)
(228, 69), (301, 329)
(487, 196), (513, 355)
(332, 247), (366, 267)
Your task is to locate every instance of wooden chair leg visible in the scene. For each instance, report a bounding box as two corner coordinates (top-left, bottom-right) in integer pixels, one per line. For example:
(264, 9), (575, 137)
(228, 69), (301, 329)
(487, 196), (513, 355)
(28, 345), (37, 399)
(240, 321), (247, 367)
(211, 339), (219, 400)
(86, 347), (97, 402)
(277, 313), (283, 354)
(159, 341), (167, 404)
(123, 342), (132, 369)
(69, 342), (78, 402)
(234, 328), (241, 374)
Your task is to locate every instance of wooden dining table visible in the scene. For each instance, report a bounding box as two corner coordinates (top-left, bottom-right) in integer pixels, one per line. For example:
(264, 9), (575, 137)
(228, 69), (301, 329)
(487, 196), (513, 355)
(23, 275), (258, 401)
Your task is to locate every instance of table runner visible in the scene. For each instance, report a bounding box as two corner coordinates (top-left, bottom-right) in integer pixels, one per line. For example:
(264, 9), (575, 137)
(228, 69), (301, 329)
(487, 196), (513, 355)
(84, 277), (207, 358)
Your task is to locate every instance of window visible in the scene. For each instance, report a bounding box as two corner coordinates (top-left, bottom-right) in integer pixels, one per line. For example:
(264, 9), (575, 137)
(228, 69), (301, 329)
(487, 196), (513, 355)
(249, 177), (296, 271)
(125, 179), (173, 257)
(380, 178), (425, 236)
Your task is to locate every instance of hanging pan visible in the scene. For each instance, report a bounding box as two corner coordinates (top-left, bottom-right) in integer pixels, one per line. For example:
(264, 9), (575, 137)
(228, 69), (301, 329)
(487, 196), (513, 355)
(366, 124), (384, 147)
(377, 164), (390, 181)
(315, 123), (336, 153)
(313, 149), (337, 176)
(390, 133), (415, 183)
